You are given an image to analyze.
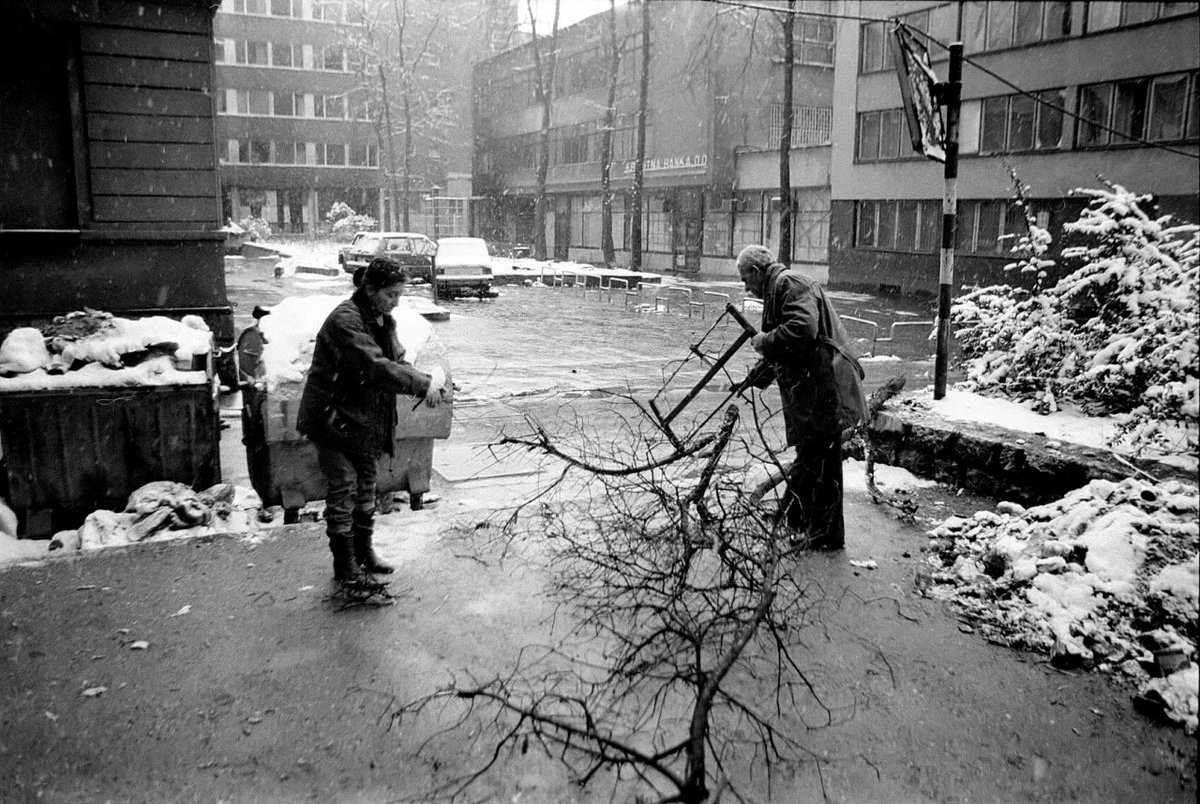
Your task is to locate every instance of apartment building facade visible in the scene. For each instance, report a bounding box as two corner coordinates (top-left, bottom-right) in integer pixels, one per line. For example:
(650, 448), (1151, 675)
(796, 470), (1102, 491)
(214, 0), (517, 235)
(214, 0), (381, 232)
(473, 1), (838, 276)
(830, 0), (1199, 294)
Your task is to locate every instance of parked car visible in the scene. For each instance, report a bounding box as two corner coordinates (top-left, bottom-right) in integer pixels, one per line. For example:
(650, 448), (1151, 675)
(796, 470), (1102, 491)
(434, 237), (498, 299)
(340, 232), (436, 284)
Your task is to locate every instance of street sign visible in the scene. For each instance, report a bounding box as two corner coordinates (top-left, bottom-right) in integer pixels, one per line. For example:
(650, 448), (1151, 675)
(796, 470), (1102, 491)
(891, 23), (945, 163)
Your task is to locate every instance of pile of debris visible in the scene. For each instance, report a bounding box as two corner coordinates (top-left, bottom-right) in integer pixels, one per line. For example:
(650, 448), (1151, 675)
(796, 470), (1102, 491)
(0, 308), (213, 389)
(50, 481), (264, 552)
(923, 476), (1199, 732)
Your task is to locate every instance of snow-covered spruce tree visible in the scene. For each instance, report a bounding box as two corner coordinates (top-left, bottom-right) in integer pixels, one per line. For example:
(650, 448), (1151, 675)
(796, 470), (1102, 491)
(953, 180), (1199, 453)
(951, 173), (1082, 412)
(1055, 182), (1199, 452)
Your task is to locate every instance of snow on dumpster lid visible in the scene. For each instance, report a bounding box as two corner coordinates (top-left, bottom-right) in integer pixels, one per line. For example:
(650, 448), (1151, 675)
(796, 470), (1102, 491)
(0, 313), (213, 392)
(258, 294), (435, 392)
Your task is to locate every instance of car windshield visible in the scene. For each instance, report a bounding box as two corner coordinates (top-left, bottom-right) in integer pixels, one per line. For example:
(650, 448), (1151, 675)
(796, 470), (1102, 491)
(436, 238), (489, 263)
(384, 236), (434, 256)
(357, 235), (381, 251)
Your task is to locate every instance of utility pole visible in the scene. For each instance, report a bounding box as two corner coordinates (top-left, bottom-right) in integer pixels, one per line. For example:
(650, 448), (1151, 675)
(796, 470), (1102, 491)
(933, 42), (961, 399)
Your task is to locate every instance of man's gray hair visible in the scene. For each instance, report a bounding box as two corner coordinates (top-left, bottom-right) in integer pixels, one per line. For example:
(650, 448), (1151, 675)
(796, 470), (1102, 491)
(736, 244), (776, 271)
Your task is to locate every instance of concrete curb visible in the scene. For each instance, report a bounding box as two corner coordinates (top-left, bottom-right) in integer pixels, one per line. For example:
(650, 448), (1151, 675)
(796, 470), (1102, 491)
(869, 406), (1197, 504)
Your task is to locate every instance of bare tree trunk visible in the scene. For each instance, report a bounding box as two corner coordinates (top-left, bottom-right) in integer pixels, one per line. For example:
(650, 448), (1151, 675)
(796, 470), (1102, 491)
(527, 0), (560, 261)
(392, 0), (412, 232)
(777, 1), (795, 265)
(403, 92), (413, 232)
(630, 0), (650, 271)
(598, 0), (619, 266)
(378, 63), (398, 230)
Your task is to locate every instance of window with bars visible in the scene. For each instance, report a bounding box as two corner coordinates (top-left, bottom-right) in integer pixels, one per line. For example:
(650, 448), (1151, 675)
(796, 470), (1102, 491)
(767, 105), (832, 147)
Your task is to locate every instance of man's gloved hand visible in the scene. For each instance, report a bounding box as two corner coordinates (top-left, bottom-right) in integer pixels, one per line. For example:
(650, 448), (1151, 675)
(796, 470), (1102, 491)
(750, 332), (767, 355)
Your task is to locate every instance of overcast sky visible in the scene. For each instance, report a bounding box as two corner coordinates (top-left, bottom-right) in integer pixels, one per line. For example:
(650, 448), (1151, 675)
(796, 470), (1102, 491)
(518, 0), (629, 32)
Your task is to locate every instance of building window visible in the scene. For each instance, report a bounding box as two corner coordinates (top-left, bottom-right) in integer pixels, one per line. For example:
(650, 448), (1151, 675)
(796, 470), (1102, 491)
(270, 0), (298, 16)
(964, 0), (1088, 53)
(797, 18), (835, 66)
(311, 0), (341, 22)
(703, 193), (733, 258)
(955, 199), (1019, 254)
(271, 42), (297, 68)
(235, 40), (269, 66)
(273, 140), (301, 164)
(767, 104), (832, 147)
(1077, 71), (1198, 146)
(272, 91), (294, 116)
(858, 21), (886, 73)
(238, 139), (271, 164)
(348, 143), (378, 167)
(1087, 1), (1197, 31)
(233, 0), (268, 14)
(643, 196), (671, 252)
(233, 89), (270, 115)
(854, 199), (942, 253)
(856, 108), (910, 161)
(214, 38), (225, 63)
(976, 89), (1067, 154)
(860, 10), (927, 73)
(313, 94), (346, 119)
(319, 45), (345, 72)
(315, 143), (346, 166)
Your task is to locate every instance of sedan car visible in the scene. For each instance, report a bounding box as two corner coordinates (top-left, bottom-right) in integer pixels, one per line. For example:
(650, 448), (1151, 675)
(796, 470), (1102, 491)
(341, 232), (436, 284)
(434, 237), (498, 299)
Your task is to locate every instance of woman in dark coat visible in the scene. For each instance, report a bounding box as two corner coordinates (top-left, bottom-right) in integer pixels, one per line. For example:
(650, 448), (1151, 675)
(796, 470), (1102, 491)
(297, 258), (444, 585)
(734, 244), (856, 550)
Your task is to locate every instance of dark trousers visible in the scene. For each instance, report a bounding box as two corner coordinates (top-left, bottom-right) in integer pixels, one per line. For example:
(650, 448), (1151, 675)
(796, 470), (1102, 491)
(782, 433), (844, 547)
(316, 444), (377, 539)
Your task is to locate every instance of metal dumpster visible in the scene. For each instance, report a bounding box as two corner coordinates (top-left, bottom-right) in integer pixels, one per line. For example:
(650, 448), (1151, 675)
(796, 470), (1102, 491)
(0, 383), (221, 537)
(240, 301), (452, 522)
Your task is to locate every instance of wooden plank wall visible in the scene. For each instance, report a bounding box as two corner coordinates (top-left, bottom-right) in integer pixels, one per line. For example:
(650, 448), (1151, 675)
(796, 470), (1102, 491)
(77, 1), (221, 231)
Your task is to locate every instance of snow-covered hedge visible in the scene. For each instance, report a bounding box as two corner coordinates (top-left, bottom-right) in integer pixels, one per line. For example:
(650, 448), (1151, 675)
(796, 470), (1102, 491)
(325, 202), (377, 241)
(952, 181), (1199, 456)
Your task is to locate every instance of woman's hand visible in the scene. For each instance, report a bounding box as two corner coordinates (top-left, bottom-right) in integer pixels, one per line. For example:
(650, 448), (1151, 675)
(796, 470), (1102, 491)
(423, 383), (442, 408)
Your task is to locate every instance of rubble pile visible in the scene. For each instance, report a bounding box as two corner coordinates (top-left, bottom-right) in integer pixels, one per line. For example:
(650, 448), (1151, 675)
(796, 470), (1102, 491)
(924, 477), (1199, 732)
(49, 481), (263, 552)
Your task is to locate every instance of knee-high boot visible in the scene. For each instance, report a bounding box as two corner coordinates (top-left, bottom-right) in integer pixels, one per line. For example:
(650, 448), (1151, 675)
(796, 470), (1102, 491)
(352, 527), (394, 574)
(329, 533), (369, 584)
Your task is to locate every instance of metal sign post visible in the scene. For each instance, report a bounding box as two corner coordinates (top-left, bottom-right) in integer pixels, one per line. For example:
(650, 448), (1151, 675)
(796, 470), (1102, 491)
(934, 43), (962, 400)
(892, 25), (961, 399)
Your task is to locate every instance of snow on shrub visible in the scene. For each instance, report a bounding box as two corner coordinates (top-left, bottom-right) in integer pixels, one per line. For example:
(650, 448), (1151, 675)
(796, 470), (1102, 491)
(238, 216), (272, 242)
(325, 202), (377, 241)
(952, 180), (1199, 453)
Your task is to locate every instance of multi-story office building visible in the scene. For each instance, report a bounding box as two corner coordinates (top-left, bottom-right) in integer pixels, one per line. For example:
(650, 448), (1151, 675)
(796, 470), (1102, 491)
(214, 0), (380, 232)
(830, 0), (1199, 294)
(214, 0), (517, 235)
(473, 2), (838, 276)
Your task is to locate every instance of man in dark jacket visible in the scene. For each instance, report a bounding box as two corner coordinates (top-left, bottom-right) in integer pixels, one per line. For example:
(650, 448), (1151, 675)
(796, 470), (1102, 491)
(734, 244), (856, 550)
(298, 258), (444, 585)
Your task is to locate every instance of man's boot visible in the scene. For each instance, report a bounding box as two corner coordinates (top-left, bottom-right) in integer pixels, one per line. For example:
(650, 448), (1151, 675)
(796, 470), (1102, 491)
(353, 529), (394, 574)
(330, 534), (369, 585)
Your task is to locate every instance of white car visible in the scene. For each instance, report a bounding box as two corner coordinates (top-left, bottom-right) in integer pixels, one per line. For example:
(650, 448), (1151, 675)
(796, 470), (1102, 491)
(433, 237), (497, 299)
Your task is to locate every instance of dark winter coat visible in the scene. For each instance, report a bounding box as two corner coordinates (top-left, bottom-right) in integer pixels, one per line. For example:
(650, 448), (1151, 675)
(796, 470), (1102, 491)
(296, 288), (432, 457)
(748, 263), (856, 445)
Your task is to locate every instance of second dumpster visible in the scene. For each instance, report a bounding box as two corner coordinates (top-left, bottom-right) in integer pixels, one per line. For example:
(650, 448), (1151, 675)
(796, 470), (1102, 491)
(241, 294), (452, 522)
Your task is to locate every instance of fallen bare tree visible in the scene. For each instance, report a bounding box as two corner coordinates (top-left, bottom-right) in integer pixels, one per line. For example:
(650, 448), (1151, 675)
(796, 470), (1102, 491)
(386, 390), (876, 802)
